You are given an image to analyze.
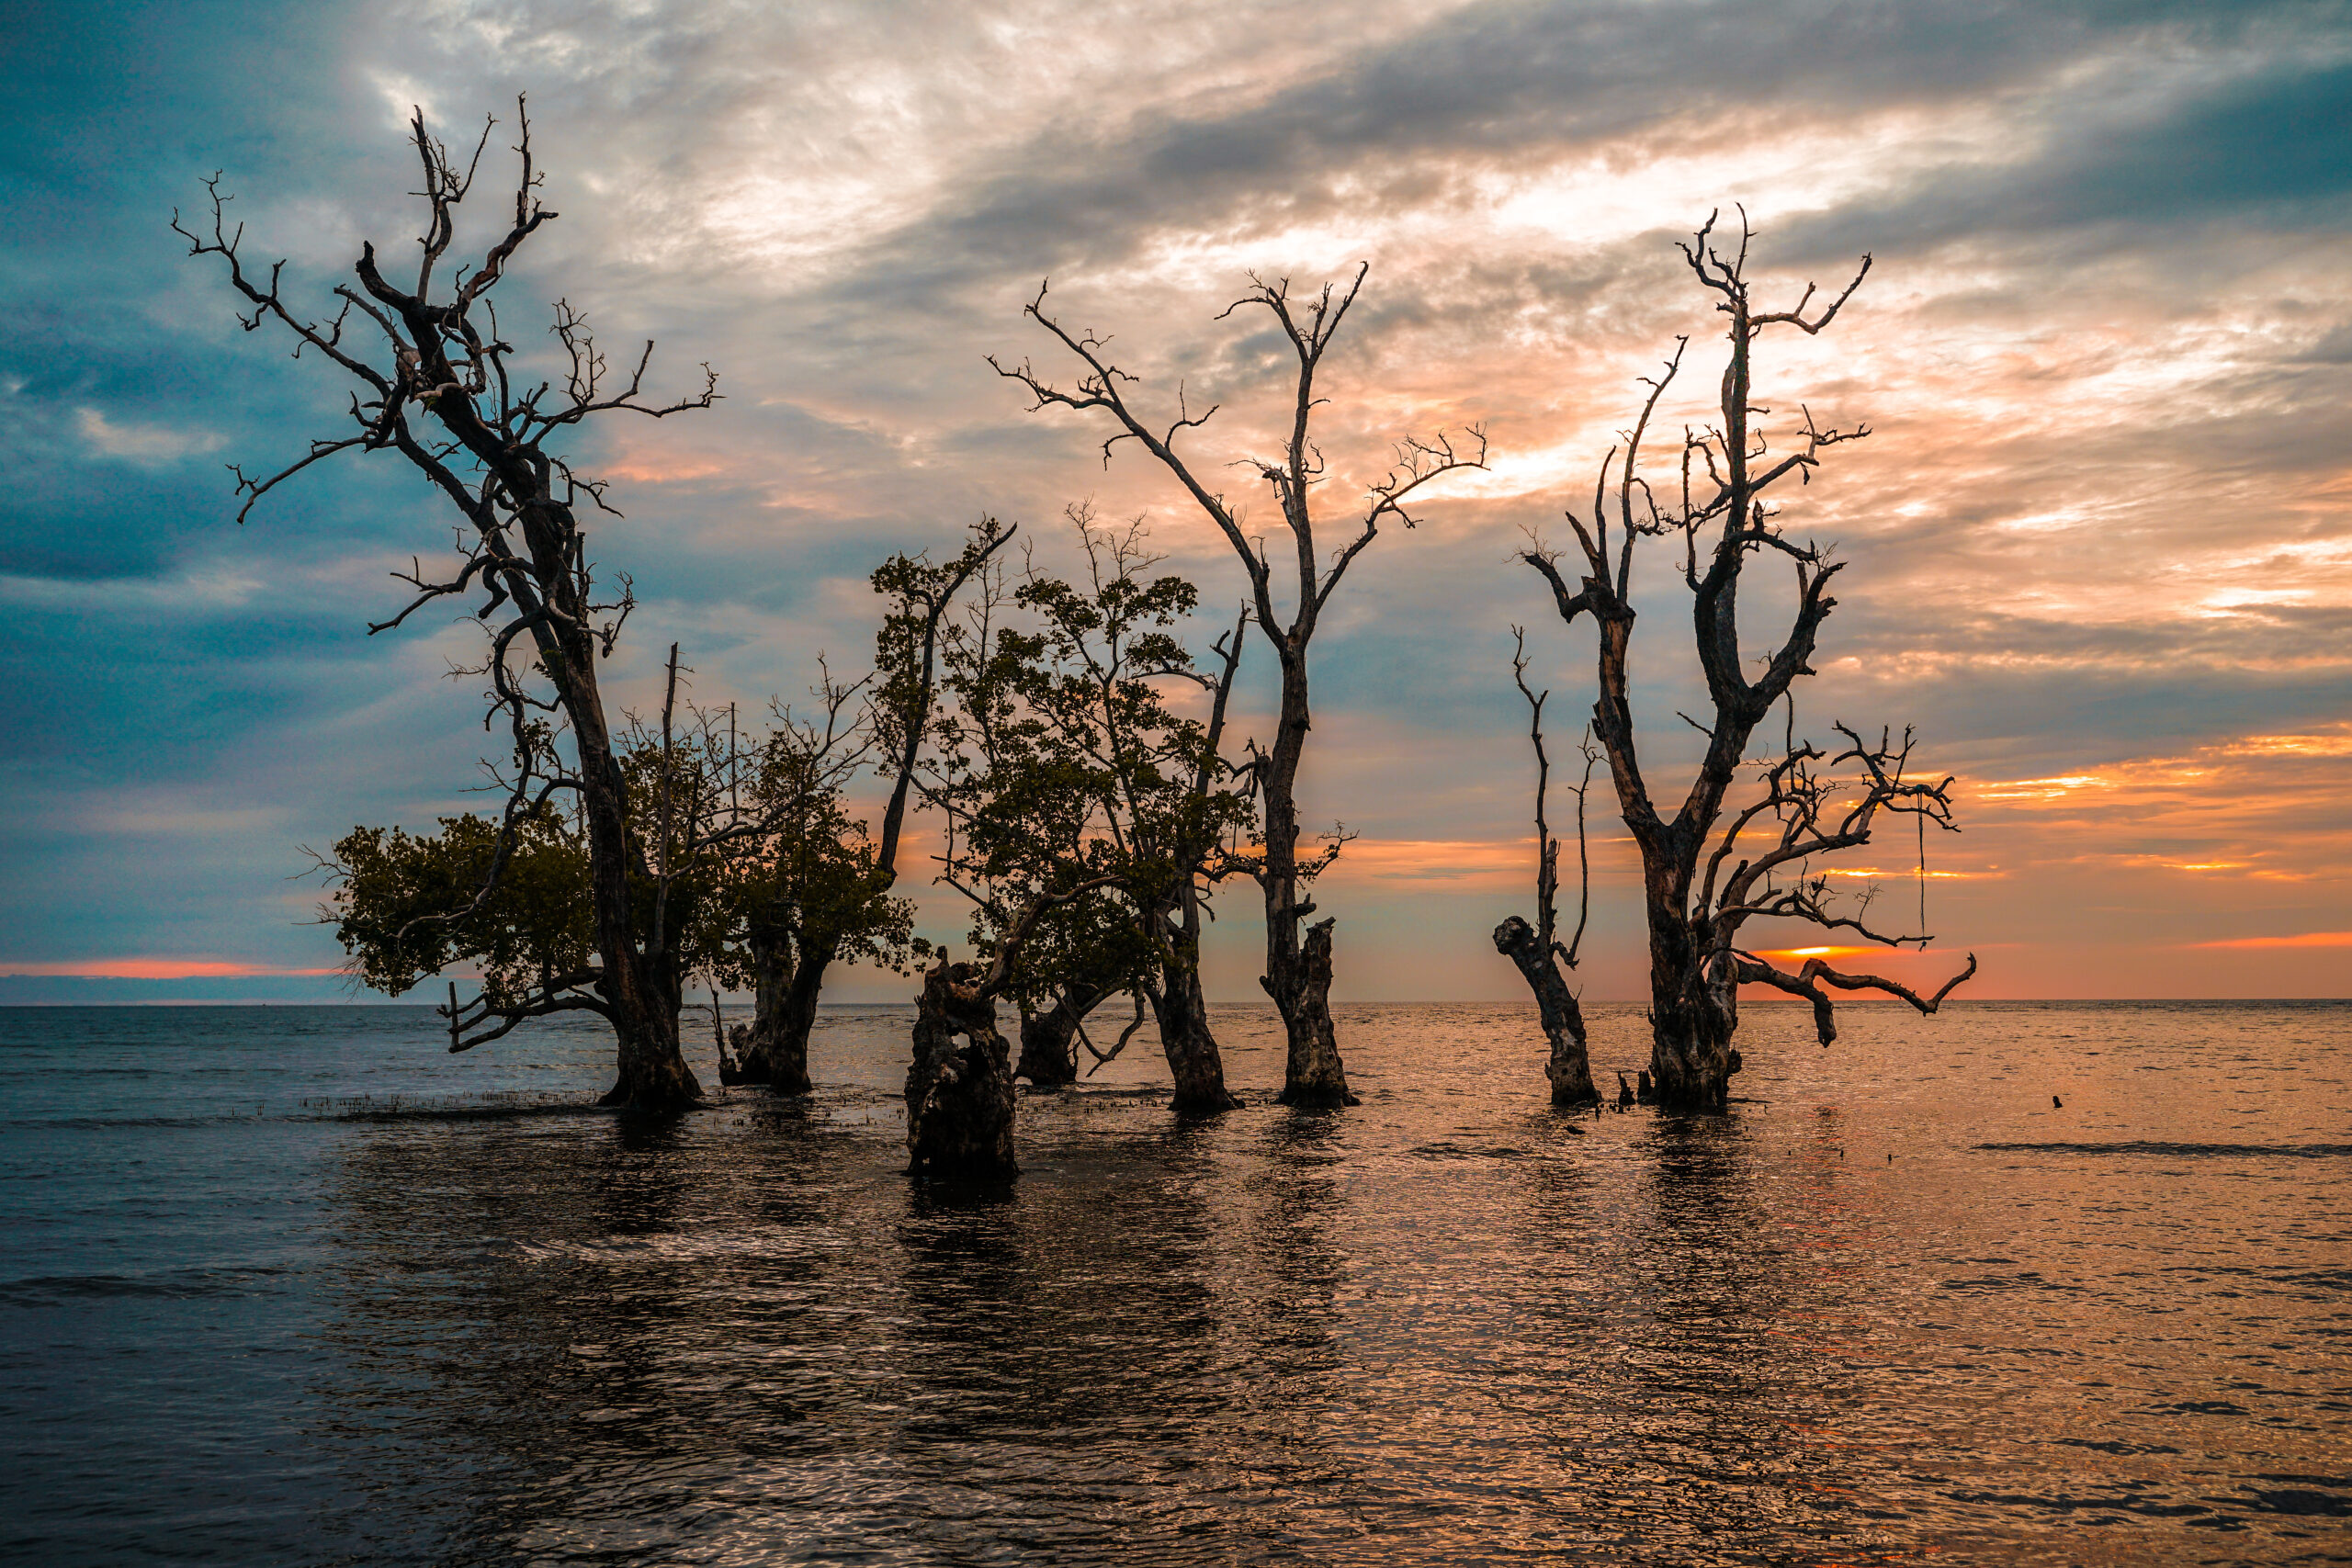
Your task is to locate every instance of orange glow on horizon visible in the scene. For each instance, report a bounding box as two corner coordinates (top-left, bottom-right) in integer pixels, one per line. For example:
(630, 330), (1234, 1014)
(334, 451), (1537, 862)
(2190, 931), (2352, 950)
(0, 959), (343, 979)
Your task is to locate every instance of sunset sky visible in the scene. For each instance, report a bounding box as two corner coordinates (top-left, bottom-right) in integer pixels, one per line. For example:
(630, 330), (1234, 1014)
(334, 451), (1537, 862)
(3, 0), (2346, 1003)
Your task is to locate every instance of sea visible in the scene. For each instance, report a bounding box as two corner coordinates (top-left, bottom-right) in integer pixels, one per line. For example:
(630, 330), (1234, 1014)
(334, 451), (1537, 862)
(0, 1000), (2345, 1566)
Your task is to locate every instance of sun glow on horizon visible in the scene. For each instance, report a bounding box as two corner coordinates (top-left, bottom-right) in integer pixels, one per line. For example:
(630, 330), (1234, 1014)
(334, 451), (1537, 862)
(0, 960), (344, 980)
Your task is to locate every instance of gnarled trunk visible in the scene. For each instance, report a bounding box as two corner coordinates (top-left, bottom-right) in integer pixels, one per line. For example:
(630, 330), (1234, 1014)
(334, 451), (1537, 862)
(1143, 880), (1238, 1112)
(1647, 978), (1739, 1111)
(906, 958), (1018, 1179)
(735, 927), (832, 1096)
(1492, 916), (1597, 1106)
(1263, 656), (1353, 1107)
(727, 925), (789, 1088)
(1634, 859), (1742, 1112)
(1269, 916), (1350, 1107)
(600, 1004), (699, 1108)
(1148, 953), (1239, 1115)
(573, 671), (701, 1111)
(1013, 993), (1085, 1086)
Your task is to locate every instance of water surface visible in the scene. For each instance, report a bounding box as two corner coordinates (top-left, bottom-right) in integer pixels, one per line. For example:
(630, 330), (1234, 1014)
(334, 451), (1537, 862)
(1, 1001), (2346, 1565)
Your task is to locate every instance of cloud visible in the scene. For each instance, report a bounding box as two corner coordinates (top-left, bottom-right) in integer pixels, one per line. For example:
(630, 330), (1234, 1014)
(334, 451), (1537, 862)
(75, 406), (227, 462)
(2191, 931), (2352, 949)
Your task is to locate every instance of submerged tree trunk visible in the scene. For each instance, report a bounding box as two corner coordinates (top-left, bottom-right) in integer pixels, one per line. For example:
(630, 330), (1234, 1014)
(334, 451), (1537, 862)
(735, 927), (831, 1096)
(1642, 897), (1741, 1111)
(1492, 917), (1597, 1106)
(1013, 990), (1089, 1086)
(1649, 981), (1738, 1111)
(1269, 914), (1349, 1107)
(1263, 655), (1354, 1108)
(727, 926), (788, 1088)
(1496, 633), (1600, 1107)
(1148, 903), (1240, 1112)
(572, 663), (702, 1111)
(906, 958), (1019, 1179)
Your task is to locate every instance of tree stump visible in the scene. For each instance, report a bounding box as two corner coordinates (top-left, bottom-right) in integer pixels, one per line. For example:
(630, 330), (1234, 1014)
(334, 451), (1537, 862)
(906, 958), (1018, 1179)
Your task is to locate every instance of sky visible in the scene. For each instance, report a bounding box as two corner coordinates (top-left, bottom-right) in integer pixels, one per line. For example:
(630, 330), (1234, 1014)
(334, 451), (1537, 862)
(1, 0), (2347, 1005)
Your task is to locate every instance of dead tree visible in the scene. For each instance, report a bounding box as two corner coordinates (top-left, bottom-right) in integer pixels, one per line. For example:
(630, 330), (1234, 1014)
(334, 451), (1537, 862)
(179, 103), (717, 1109)
(1521, 210), (1973, 1111)
(995, 270), (1486, 1106)
(1491, 628), (1600, 1106)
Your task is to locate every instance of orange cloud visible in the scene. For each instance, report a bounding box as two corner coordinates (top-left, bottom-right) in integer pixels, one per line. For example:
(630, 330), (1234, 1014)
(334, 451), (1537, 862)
(0, 959), (342, 978)
(1320, 837), (1540, 886)
(1747, 945), (1882, 964)
(2189, 932), (2352, 950)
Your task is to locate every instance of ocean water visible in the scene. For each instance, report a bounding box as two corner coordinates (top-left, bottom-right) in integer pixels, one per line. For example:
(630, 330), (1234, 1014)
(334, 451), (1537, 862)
(0, 999), (2345, 1566)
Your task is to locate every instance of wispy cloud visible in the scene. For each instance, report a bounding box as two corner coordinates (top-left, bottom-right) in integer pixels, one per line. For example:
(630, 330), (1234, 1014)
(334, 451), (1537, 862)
(75, 407), (226, 463)
(2191, 931), (2352, 950)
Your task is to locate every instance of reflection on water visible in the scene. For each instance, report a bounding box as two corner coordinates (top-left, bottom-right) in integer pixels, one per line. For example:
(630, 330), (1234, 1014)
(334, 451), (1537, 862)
(1, 1001), (2346, 1564)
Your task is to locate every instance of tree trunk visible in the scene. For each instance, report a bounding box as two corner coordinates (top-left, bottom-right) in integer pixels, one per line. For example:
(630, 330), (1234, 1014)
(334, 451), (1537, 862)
(736, 927), (831, 1096)
(1013, 994), (1084, 1087)
(728, 925), (788, 1088)
(1143, 881), (1239, 1112)
(1262, 653), (1354, 1107)
(905, 958), (1018, 1179)
(1636, 886), (1743, 1110)
(1148, 932), (1239, 1113)
(599, 1003), (699, 1108)
(1491, 916), (1597, 1106)
(561, 641), (701, 1111)
(1268, 916), (1351, 1107)
(1647, 982), (1739, 1111)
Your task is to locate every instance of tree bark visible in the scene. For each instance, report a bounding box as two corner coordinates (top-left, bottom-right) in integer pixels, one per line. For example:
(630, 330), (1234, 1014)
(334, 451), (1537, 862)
(1150, 990), (1238, 1115)
(1147, 897), (1240, 1112)
(1261, 654), (1354, 1106)
(564, 644), (703, 1111)
(1628, 865), (1742, 1109)
(1492, 916), (1598, 1106)
(1268, 914), (1349, 1106)
(906, 958), (1019, 1179)
(733, 925), (831, 1095)
(1013, 991), (1087, 1086)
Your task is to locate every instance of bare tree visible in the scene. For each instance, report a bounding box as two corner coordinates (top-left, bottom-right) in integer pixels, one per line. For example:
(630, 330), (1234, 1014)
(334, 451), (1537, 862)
(180, 103), (718, 1108)
(994, 269), (1487, 1106)
(1491, 628), (1600, 1106)
(1519, 211), (1973, 1111)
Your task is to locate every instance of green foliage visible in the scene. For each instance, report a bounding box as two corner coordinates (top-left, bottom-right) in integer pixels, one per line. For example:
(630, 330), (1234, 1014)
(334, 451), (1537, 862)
(928, 513), (1256, 1005)
(712, 717), (916, 987)
(326, 806), (594, 1009)
(325, 715), (917, 1011)
(871, 515), (1015, 780)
